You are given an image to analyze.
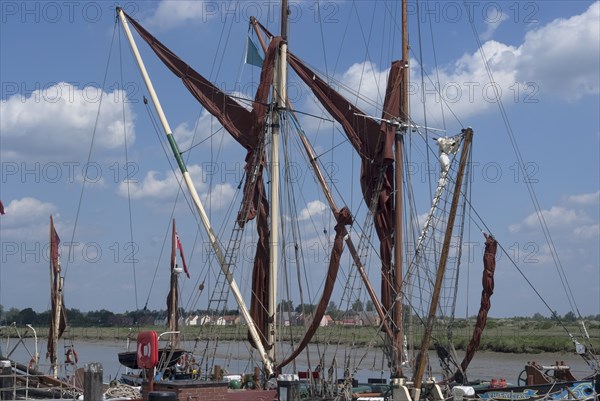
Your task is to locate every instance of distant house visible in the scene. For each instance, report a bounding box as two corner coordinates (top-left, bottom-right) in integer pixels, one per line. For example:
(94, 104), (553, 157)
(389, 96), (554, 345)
(185, 315), (200, 326)
(223, 315), (240, 325)
(320, 315), (334, 326)
(359, 312), (380, 326)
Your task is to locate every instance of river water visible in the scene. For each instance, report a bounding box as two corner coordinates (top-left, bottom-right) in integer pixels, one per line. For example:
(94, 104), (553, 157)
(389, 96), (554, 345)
(1, 338), (594, 385)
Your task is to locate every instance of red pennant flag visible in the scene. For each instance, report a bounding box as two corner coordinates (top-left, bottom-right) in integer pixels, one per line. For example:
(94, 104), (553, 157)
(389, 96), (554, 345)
(175, 232), (189, 278)
(0, 200), (5, 215)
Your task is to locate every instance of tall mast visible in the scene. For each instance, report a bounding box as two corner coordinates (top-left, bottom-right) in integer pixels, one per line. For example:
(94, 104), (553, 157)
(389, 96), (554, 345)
(393, 0), (409, 377)
(116, 8), (274, 376)
(412, 128), (474, 398)
(266, 0), (288, 364)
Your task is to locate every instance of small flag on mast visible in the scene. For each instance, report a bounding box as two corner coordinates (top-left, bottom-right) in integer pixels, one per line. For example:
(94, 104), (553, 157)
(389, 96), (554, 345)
(245, 36), (264, 67)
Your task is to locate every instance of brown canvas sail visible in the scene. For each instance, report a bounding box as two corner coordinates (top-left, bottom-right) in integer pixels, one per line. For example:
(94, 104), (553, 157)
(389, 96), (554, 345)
(47, 216), (67, 367)
(453, 233), (498, 382)
(288, 54), (402, 312)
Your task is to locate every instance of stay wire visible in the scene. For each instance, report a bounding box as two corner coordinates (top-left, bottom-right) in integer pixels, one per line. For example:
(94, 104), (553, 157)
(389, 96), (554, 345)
(464, 1), (582, 320)
(63, 20), (118, 281)
(118, 15), (139, 311)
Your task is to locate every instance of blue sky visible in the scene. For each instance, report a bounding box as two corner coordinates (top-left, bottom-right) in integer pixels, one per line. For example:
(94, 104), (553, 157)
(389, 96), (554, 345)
(0, 1), (598, 321)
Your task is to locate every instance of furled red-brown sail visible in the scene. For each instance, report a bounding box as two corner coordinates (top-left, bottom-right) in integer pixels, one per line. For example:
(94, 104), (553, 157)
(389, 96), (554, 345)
(276, 207), (353, 370)
(47, 215), (67, 363)
(454, 233), (498, 382)
(288, 54), (402, 312)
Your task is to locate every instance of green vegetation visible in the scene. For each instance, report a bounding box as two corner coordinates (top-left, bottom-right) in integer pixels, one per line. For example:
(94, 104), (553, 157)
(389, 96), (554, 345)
(1, 305), (598, 354)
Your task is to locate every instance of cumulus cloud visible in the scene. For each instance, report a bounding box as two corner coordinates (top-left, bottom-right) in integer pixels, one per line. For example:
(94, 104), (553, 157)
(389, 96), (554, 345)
(0, 82), (136, 163)
(318, 2), (599, 126)
(171, 110), (236, 152)
(573, 224), (599, 239)
(516, 2), (600, 99)
(509, 206), (583, 233)
(0, 198), (58, 240)
(117, 164), (236, 210)
(145, 0), (217, 30)
(1, 197), (56, 224)
(479, 12), (508, 41)
(298, 200), (327, 221)
(566, 190), (600, 205)
(509, 188), (599, 241)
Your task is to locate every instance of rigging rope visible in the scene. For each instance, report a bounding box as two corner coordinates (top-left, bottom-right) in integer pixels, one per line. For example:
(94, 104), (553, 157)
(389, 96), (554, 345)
(118, 17), (139, 311)
(463, 0), (587, 340)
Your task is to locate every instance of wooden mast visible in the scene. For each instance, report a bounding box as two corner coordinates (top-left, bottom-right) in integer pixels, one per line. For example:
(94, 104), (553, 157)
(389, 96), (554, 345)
(266, 0), (288, 366)
(169, 219), (180, 348)
(392, 0), (409, 378)
(412, 128), (474, 398)
(248, 19), (397, 352)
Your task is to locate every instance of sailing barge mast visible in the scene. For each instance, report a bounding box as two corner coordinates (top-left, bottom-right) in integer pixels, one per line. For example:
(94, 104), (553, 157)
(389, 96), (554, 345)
(116, 7), (275, 377)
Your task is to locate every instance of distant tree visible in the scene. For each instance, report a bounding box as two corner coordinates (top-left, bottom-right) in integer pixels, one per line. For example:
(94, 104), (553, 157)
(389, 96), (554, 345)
(87, 309), (115, 326)
(4, 307), (20, 322)
(277, 300), (294, 312)
(532, 312), (545, 321)
(563, 311), (577, 322)
(352, 299), (364, 312)
(365, 300), (374, 312)
(66, 308), (85, 325)
(295, 303), (316, 314)
(15, 308), (37, 325)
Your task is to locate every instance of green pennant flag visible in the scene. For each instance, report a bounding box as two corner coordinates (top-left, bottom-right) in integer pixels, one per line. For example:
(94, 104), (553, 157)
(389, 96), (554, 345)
(245, 36), (263, 67)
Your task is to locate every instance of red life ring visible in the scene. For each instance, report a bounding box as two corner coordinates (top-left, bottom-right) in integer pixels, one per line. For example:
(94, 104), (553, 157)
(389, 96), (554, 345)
(65, 348), (78, 365)
(136, 331), (159, 369)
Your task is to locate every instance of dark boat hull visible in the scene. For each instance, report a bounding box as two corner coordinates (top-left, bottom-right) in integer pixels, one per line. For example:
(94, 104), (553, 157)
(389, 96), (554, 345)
(118, 348), (185, 370)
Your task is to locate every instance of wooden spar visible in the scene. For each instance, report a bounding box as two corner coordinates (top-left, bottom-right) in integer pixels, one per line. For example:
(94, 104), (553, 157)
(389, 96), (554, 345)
(116, 7), (274, 377)
(265, 0), (288, 364)
(392, 0), (409, 378)
(249, 16), (397, 354)
(412, 128), (473, 398)
(169, 219), (179, 348)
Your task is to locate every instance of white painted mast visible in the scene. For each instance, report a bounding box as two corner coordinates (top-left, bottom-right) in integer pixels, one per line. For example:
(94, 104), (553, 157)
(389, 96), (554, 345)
(116, 8), (274, 376)
(266, 0), (288, 365)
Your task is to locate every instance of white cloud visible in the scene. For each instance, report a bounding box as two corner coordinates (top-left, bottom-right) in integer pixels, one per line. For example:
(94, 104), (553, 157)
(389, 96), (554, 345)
(566, 190), (600, 206)
(509, 206), (583, 233)
(0, 82), (136, 163)
(171, 110), (236, 152)
(516, 1), (600, 100)
(1, 197), (56, 225)
(573, 224), (599, 239)
(0, 197), (58, 241)
(298, 200), (327, 221)
(319, 2), (599, 127)
(145, 0), (216, 30)
(118, 164), (236, 210)
(479, 13), (508, 41)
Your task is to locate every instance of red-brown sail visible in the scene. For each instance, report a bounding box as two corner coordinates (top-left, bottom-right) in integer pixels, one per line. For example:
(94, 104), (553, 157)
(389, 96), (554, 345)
(47, 216), (67, 364)
(453, 233), (498, 382)
(276, 207), (353, 370)
(288, 54), (402, 312)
